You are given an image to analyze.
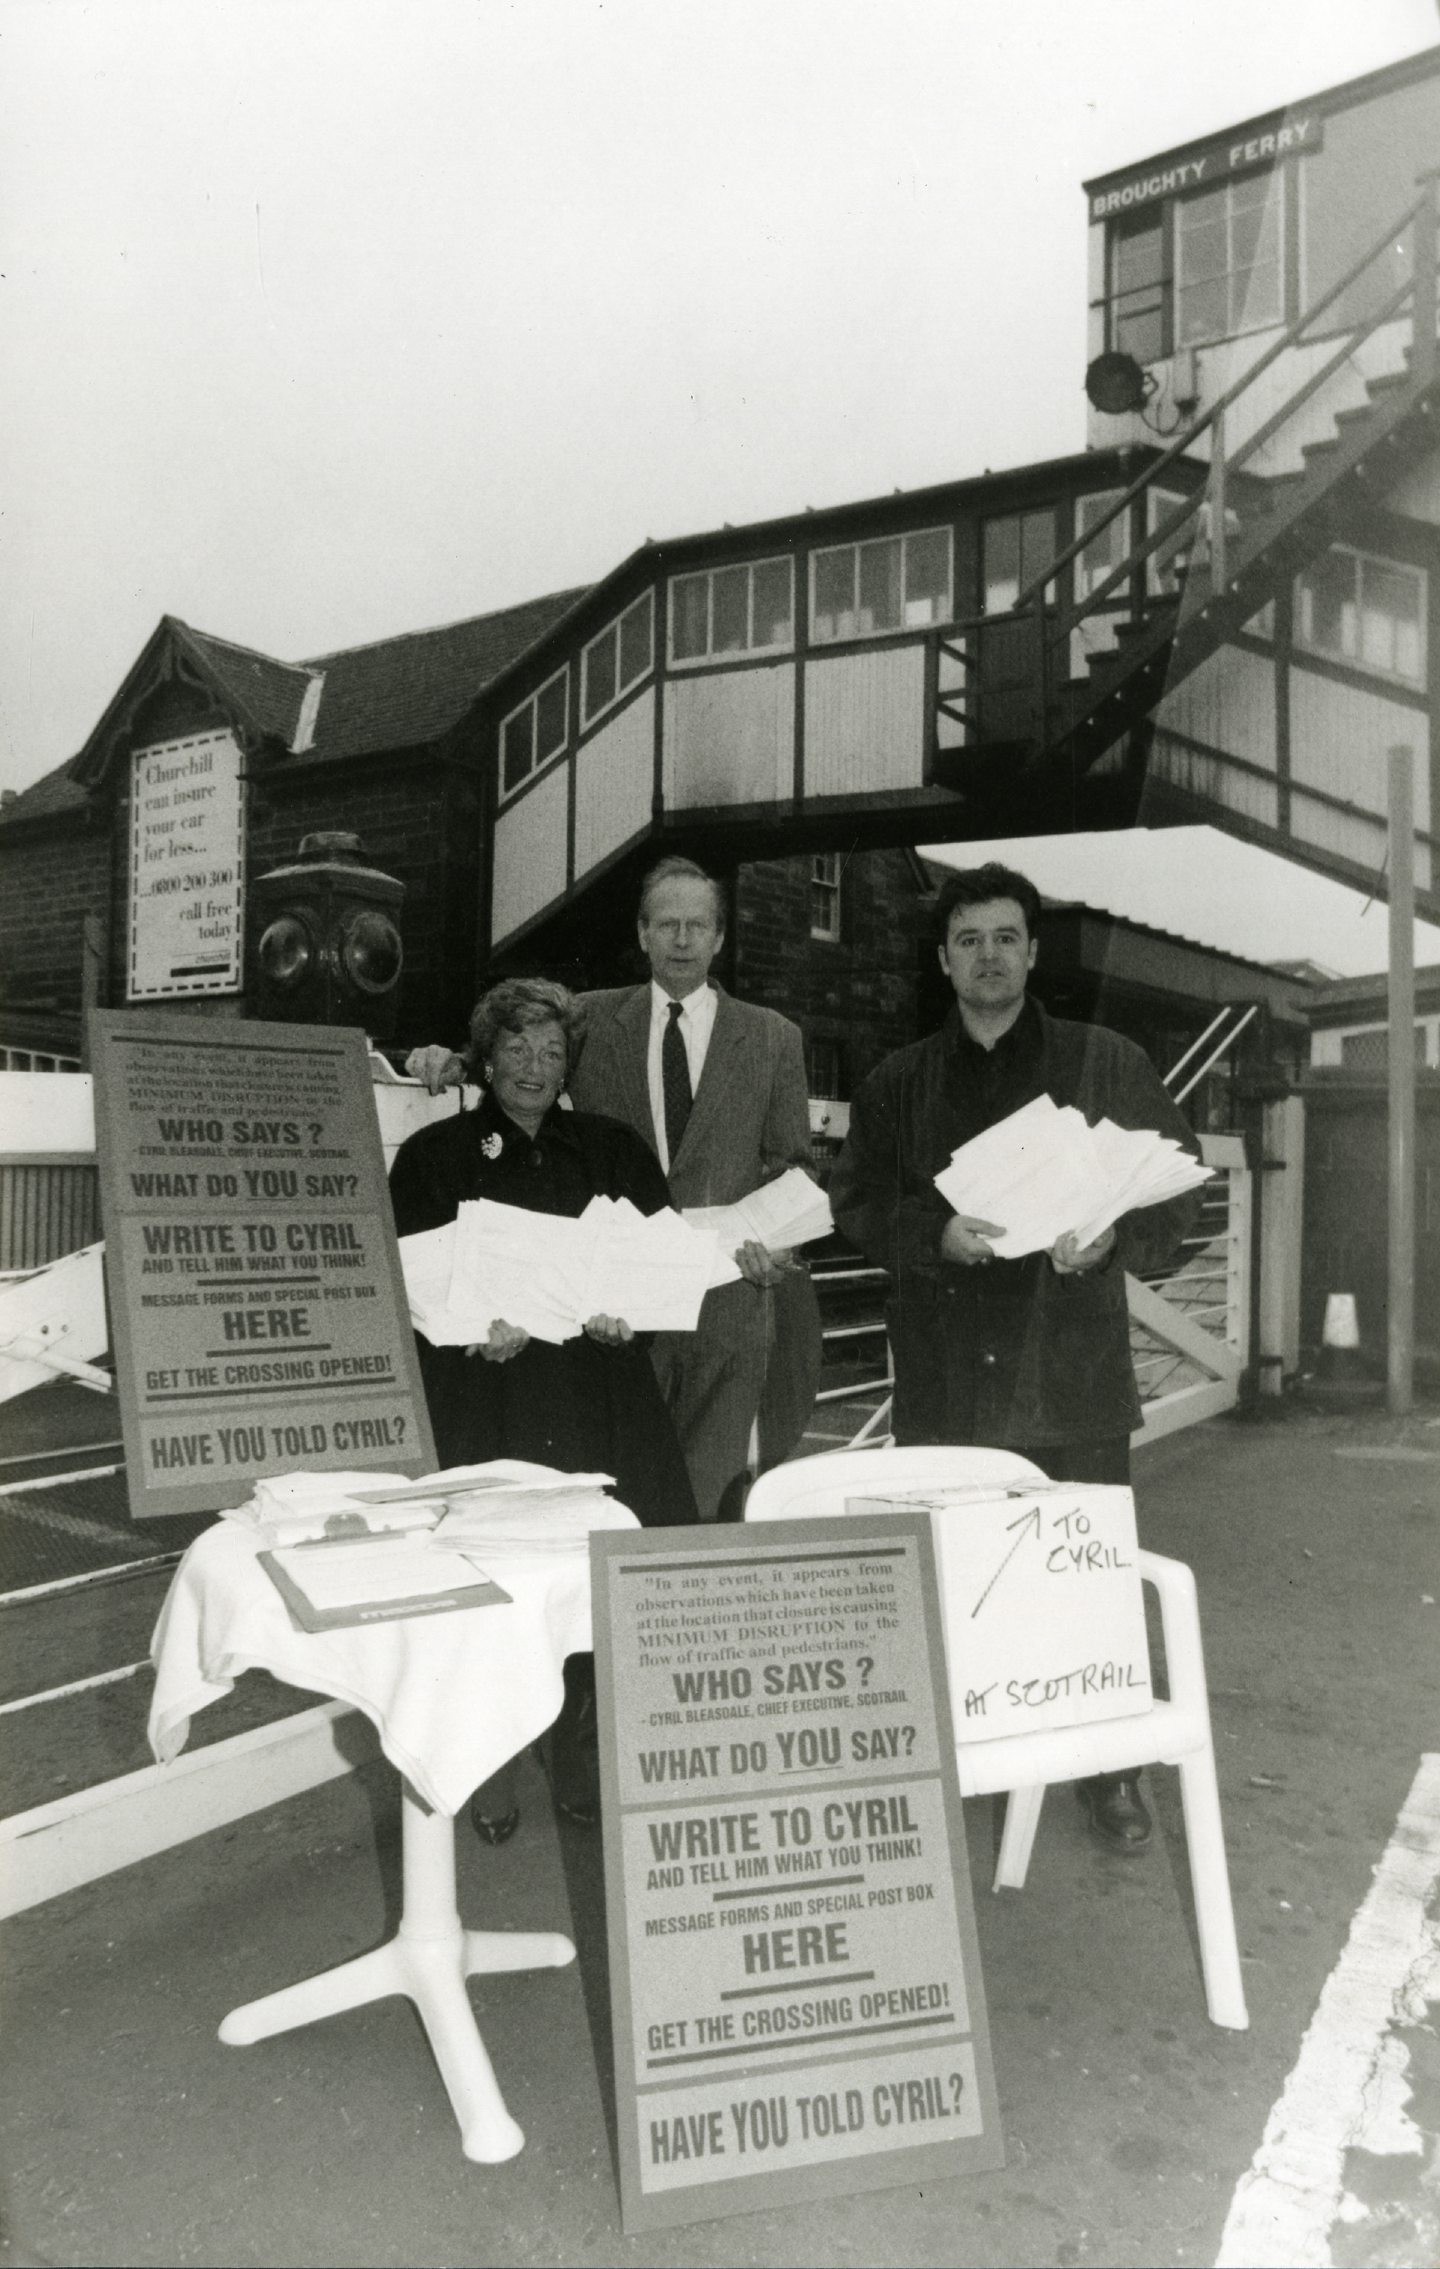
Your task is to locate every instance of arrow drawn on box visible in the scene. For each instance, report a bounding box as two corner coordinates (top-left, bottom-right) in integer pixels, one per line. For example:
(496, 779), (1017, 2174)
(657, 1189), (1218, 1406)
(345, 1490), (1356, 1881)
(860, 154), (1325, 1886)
(970, 1504), (1043, 1618)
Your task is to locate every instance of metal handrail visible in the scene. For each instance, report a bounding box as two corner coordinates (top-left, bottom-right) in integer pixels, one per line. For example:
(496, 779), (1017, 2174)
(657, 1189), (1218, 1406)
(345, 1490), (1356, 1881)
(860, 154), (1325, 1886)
(1011, 179), (1433, 627)
(1173, 1005), (1259, 1105)
(1226, 271), (1414, 484)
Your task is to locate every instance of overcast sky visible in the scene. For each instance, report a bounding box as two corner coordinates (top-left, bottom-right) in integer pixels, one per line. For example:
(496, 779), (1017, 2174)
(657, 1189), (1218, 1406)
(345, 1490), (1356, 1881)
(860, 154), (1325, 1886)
(4, 0), (1438, 969)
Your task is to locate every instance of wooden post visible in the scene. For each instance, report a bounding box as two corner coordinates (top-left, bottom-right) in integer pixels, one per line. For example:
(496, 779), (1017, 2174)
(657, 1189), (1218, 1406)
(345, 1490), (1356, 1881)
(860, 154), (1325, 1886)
(78, 910), (104, 1070)
(1387, 745), (1415, 1416)
(1412, 168), (1437, 384)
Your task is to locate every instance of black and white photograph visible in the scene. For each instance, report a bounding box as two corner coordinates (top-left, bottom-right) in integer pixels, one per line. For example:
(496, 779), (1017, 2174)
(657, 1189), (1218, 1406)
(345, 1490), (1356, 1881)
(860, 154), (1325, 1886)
(1, 3), (1438, 2263)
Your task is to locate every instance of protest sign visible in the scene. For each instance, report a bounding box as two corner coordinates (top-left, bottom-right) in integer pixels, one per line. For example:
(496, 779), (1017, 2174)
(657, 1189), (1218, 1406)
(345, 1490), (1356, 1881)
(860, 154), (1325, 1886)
(90, 1010), (434, 1516)
(850, 1484), (1153, 1740)
(591, 1515), (1002, 2233)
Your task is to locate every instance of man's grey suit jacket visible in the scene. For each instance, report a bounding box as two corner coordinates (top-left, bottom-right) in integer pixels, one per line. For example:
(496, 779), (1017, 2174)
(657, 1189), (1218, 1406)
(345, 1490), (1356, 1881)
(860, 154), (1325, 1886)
(567, 980), (812, 1202)
(568, 980), (821, 1510)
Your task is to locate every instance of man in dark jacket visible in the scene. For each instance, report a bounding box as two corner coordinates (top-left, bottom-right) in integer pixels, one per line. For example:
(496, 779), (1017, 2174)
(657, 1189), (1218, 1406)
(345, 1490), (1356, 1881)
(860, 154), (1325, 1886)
(829, 861), (1202, 1854)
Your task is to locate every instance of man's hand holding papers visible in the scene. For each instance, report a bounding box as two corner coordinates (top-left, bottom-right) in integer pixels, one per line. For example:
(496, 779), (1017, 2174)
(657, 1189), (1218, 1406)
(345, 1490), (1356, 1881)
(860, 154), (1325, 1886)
(1049, 1224), (1118, 1277)
(683, 1166), (832, 1287)
(933, 1094), (1209, 1267)
(938, 1213), (1008, 1267)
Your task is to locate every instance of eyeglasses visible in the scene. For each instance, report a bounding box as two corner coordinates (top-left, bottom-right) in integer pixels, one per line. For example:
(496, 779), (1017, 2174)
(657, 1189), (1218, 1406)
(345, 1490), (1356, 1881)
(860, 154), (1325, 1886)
(493, 1031), (567, 1071)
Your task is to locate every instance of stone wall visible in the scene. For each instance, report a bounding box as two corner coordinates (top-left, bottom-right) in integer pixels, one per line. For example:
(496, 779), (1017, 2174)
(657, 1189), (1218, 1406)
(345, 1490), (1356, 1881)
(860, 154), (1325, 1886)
(732, 848), (938, 1094)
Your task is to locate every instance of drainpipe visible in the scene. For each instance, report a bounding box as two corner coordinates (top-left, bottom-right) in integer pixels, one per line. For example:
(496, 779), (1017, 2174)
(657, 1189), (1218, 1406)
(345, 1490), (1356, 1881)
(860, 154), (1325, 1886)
(1388, 745), (1415, 1414)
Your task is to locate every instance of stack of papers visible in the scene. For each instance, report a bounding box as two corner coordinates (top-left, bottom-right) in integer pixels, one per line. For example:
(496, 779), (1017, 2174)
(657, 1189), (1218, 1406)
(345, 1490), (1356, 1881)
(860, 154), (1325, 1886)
(224, 1469), (445, 1546)
(683, 1168), (832, 1281)
(352, 1458), (633, 1553)
(933, 1095), (1210, 1259)
(245, 1459), (639, 1627)
(399, 1196), (726, 1345)
(436, 1491), (639, 1557)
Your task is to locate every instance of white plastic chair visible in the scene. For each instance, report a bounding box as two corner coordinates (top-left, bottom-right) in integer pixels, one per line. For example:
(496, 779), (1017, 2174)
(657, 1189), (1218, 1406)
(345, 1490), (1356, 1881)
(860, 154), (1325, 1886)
(744, 1446), (1249, 2030)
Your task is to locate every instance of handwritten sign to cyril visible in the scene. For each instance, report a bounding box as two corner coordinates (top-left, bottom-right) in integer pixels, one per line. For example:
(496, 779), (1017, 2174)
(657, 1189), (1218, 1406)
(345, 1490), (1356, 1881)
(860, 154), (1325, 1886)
(848, 1483), (1152, 1741)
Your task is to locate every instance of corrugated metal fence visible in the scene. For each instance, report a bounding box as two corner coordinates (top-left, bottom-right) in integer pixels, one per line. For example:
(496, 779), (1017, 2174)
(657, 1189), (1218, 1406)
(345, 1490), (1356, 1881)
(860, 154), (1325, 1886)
(0, 1159), (101, 1271)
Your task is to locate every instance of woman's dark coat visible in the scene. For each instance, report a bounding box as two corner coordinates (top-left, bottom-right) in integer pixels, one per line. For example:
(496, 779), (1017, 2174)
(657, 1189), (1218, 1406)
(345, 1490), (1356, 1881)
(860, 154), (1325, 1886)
(388, 1090), (699, 1527)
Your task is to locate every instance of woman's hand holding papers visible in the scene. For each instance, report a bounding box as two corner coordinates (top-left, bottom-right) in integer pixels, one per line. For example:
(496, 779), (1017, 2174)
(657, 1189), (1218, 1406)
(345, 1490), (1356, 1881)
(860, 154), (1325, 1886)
(468, 1320), (531, 1363)
(939, 1214), (1007, 1267)
(583, 1313), (635, 1346)
(1049, 1224), (1117, 1277)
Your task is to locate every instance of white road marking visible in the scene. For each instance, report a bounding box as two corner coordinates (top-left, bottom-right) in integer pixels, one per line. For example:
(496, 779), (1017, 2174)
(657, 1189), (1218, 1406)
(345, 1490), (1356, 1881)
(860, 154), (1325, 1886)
(1215, 1751), (1440, 2268)
(0, 1659), (147, 1714)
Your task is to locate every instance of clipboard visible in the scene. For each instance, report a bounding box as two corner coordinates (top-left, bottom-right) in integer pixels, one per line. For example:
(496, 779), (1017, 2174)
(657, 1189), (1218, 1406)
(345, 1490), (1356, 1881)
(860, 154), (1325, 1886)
(258, 1539), (512, 1632)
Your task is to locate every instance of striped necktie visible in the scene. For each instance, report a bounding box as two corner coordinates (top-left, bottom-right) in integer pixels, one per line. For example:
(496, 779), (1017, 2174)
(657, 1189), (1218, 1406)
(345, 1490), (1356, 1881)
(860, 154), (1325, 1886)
(662, 998), (692, 1162)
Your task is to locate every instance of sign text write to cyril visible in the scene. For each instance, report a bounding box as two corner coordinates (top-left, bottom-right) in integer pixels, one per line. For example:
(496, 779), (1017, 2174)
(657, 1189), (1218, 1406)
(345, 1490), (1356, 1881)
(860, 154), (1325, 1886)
(91, 1012), (433, 1516)
(592, 1517), (1001, 2233)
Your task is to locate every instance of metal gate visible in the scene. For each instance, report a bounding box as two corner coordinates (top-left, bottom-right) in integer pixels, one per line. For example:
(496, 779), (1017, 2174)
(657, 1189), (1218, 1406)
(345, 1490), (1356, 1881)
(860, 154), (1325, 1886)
(810, 1130), (1251, 1454)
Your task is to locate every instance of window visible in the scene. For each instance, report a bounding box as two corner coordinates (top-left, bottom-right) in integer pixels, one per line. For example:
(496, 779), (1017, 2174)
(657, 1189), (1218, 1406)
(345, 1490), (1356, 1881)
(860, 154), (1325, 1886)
(1146, 485), (1192, 597)
(670, 556), (794, 664)
(1109, 210), (1167, 364)
(1175, 173), (1283, 347)
(1339, 1025), (1427, 1074)
(982, 510), (1057, 614)
(1076, 491), (1130, 611)
(807, 1036), (844, 1100)
(1295, 549), (1426, 687)
(582, 591), (654, 726)
(499, 666), (569, 799)
(810, 528), (951, 643)
(810, 853), (842, 941)
(1104, 172), (1287, 360)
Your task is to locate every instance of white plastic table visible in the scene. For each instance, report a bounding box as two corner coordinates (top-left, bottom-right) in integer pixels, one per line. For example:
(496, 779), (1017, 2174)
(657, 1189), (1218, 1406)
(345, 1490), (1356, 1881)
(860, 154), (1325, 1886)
(148, 1508), (635, 2161)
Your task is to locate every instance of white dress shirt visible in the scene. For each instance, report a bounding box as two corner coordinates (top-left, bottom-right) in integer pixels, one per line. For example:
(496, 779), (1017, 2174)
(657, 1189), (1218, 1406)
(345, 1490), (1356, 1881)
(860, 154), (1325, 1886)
(647, 980), (717, 1172)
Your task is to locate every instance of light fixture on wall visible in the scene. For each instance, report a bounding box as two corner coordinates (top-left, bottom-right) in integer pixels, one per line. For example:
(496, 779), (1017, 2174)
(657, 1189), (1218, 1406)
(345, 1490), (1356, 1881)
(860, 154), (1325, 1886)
(1085, 351), (1151, 416)
(1085, 349), (1193, 437)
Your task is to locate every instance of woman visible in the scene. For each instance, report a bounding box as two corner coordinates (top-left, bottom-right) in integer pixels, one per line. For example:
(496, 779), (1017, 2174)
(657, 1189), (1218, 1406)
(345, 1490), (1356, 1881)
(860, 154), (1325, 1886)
(389, 977), (698, 1840)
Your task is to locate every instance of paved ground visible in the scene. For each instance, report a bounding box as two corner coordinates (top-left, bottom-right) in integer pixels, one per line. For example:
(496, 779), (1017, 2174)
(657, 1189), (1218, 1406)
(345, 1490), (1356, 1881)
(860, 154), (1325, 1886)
(1, 1394), (1437, 2269)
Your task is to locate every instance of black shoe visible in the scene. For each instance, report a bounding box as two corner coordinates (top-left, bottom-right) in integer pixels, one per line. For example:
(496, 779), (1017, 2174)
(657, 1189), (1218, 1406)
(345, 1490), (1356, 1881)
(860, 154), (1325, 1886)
(1078, 1774), (1151, 1853)
(555, 1789), (599, 1829)
(551, 1730), (601, 1827)
(470, 1799), (520, 1846)
(552, 1748), (600, 1827)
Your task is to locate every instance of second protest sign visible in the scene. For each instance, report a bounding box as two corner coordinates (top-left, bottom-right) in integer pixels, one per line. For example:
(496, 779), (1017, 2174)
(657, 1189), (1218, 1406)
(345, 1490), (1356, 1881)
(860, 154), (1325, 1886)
(90, 1008), (434, 1515)
(591, 1514), (1002, 2233)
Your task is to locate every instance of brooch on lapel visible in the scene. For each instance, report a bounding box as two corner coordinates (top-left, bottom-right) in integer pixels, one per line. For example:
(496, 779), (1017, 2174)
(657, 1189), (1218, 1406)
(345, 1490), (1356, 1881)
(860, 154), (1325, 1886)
(480, 1131), (504, 1160)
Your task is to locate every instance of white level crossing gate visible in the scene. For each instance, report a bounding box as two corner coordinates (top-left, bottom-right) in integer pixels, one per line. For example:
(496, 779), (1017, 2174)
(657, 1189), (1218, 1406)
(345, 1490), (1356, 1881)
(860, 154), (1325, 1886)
(1129, 1132), (1249, 1445)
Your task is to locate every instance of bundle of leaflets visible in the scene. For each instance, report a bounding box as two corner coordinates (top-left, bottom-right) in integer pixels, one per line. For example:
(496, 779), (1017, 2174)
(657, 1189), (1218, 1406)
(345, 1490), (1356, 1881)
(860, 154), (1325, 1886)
(683, 1167), (832, 1277)
(933, 1094), (1210, 1259)
(398, 1196), (726, 1345)
(253, 1459), (634, 1628)
(354, 1457), (640, 1555)
(223, 1469), (445, 1546)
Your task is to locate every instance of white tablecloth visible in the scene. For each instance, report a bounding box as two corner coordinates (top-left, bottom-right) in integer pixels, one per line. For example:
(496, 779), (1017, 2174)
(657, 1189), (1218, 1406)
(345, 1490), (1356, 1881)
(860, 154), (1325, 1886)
(148, 1514), (636, 1816)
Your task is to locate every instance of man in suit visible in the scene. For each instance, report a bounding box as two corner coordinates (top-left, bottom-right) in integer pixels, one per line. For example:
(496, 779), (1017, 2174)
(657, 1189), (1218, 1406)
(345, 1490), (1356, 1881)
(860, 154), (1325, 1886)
(407, 856), (821, 1521)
